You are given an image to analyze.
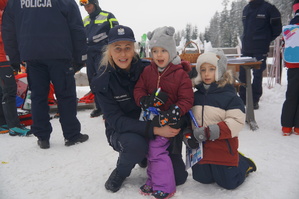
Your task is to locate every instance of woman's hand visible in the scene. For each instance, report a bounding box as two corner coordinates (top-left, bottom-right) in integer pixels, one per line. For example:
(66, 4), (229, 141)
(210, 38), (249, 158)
(153, 126), (180, 138)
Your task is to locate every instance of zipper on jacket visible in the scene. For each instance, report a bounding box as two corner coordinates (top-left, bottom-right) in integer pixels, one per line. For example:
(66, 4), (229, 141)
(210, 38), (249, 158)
(201, 104), (204, 126)
(201, 88), (209, 126)
(225, 139), (234, 155)
(156, 64), (171, 88)
(157, 75), (161, 89)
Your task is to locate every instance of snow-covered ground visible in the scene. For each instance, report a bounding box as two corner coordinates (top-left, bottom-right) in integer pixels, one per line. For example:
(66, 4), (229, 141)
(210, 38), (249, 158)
(1, 70), (299, 199)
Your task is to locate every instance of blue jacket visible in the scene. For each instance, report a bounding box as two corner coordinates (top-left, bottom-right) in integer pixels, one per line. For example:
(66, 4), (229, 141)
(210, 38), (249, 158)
(83, 8), (118, 53)
(2, 0), (87, 63)
(91, 58), (154, 146)
(241, 0), (282, 54)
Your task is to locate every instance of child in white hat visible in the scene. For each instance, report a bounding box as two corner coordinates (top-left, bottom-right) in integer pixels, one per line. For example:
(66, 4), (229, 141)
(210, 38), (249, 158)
(183, 49), (257, 190)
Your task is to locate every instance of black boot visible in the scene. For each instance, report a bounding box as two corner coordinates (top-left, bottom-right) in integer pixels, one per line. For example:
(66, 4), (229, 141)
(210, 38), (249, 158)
(239, 152), (257, 176)
(65, 134), (89, 146)
(90, 109), (102, 118)
(105, 168), (126, 192)
(37, 139), (50, 149)
(253, 102), (259, 110)
(138, 158), (147, 168)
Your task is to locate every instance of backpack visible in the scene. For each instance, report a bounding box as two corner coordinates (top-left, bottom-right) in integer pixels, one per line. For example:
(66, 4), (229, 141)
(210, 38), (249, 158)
(282, 24), (299, 63)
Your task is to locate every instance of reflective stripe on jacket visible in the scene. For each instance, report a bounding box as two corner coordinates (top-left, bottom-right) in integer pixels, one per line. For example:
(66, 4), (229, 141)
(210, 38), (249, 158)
(83, 10), (118, 47)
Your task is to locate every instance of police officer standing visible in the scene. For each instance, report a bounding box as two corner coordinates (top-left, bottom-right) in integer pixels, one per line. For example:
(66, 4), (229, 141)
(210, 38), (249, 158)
(80, 0), (118, 118)
(2, 0), (89, 149)
(241, 0), (282, 109)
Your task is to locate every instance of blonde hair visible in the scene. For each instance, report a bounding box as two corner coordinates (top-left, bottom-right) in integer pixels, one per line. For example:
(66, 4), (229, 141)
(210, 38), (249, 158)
(100, 44), (139, 69)
(217, 70), (235, 87)
(192, 66), (235, 87)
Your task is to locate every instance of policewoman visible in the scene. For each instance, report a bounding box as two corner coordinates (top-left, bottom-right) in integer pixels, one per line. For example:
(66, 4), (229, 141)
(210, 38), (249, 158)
(91, 25), (188, 193)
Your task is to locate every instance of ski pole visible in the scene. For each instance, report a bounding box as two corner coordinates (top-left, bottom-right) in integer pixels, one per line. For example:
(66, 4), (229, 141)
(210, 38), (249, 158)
(188, 110), (199, 128)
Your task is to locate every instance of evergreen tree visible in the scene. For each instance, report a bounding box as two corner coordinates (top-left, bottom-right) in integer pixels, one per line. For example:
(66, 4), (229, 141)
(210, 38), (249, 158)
(205, 12), (221, 47)
(191, 26), (199, 40)
(229, 0), (247, 47)
(174, 30), (181, 46)
(270, 0), (293, 25)
(177, 0), (294, 48)
(219, 1), (231, 47)
(185, 23), (192, 43)
(202, 0), (293, 47)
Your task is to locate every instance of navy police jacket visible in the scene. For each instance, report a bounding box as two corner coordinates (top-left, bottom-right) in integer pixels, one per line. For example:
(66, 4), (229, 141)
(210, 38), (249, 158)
(91, 58), (154, 146)
(83, 8), (118, 53)
(2, 0), (87, 64)
(241, 0), (282, 54)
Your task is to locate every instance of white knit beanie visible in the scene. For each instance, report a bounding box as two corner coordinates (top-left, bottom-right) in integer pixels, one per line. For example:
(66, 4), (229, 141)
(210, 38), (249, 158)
(147, 26), (181, 65)
(193, 49), (227, 85)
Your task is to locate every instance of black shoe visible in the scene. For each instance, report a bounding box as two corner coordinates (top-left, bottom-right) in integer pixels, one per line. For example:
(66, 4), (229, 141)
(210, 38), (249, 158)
(253, 102), (259, 110)
(239, 152), (257, 176)
(105, 168), (126, 192)
(138, 158), (147, 168)
(37, 139), (50, 149)
(90, 109), (102, 118)
(65, 134), (89, 146)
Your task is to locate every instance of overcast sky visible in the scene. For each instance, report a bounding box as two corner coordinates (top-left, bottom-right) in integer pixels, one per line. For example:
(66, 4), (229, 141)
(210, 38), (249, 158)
(77, 0), (234, 41)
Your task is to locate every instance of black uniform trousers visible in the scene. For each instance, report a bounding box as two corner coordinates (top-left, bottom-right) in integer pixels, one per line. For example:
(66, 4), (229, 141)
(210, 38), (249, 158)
(239, 53), (267, 104)
(111, 132), (188, 185)
(26, 59), (81, 141)
(281, 68), (299, 128)
(86, 50), (102, 111)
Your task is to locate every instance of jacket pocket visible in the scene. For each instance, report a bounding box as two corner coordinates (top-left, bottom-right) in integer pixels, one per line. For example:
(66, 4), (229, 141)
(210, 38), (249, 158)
(225, 139), (234, 156)
(254, 14), (268, 33)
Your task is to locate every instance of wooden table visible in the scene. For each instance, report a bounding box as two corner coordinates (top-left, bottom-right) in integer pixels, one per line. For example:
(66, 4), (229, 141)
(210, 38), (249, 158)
(228, 61), (262, 131)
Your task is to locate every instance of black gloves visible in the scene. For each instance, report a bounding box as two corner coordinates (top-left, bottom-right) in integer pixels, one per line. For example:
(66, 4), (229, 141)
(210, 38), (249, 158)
(72, 62), (85, 73)
(140, 89), (168, 110)
(152, 105), (180, 127)
(140, 96), (151, 110)
(11, 63), (21, 72)
(152, 89), (168, 107)
(166, 104), (181, 125)
(183, 128), (199, 149)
